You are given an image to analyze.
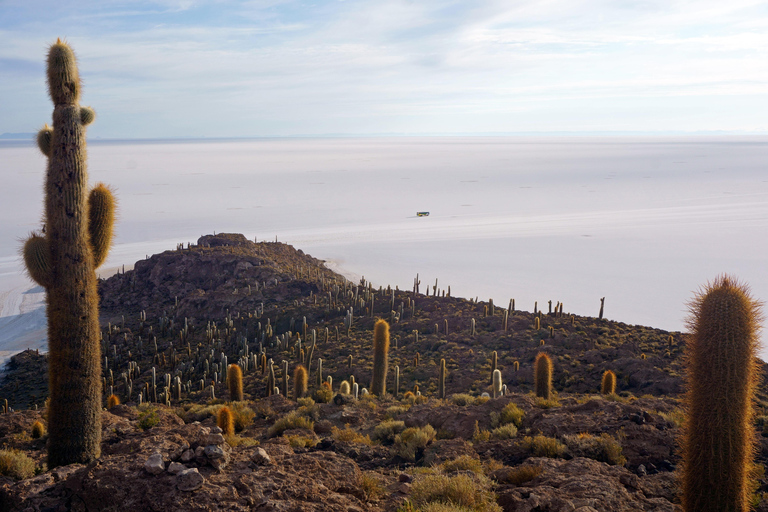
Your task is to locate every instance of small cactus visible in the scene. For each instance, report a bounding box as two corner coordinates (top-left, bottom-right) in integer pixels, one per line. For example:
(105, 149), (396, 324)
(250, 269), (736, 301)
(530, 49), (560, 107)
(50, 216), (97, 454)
(601, 370), (616, 395)
(217, 406), (235, 436)
(227, 364), (244, 401)
(106, 394), (120, 408)
(534, 353), (553, 400)
(31, 421), (46, 439)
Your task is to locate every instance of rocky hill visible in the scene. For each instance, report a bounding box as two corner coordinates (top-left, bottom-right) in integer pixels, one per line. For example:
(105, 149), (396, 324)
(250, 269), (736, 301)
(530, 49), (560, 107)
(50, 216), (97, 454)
(2, 233), (768, 511)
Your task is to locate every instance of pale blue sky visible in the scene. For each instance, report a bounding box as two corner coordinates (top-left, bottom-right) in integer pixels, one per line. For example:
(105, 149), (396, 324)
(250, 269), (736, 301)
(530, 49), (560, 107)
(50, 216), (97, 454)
(2, 0), (768, 138)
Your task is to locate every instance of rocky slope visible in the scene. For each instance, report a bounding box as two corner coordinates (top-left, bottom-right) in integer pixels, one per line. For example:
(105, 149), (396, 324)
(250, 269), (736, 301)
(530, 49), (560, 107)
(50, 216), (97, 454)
(2, 233), (768, 511)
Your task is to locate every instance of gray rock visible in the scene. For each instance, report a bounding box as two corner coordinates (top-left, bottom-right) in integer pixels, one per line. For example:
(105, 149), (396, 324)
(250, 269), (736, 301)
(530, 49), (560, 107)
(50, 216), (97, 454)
(144, 453), (165, 475)
(167, 462), (186, 474)
(250, 447), (272, 466)
(210, 425), (223, 434)
(206, 433), (226, 446)
(204, 444), (229, 470)
(180, 449), (195, 462)
(177, 467), (205, 491)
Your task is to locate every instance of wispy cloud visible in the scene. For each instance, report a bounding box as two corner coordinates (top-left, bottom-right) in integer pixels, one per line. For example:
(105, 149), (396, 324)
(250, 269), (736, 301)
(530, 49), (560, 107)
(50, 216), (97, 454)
(1, 0), (767, 136)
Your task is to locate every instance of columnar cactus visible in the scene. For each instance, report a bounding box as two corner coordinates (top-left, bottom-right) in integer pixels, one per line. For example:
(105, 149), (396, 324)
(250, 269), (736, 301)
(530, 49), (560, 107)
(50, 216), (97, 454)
(294, 365), (308, 399)
(601, 370), (616, 395)
(438, 359), (446, 399)
(492, 369), (502, 398)
(227, 364), (243, 401)
(217, 406), (235, 436)
(371, 319), (390, 397)
(23, 40), (115, 467)
(682, 276), (761, 512)
(534, 353), (552, 400)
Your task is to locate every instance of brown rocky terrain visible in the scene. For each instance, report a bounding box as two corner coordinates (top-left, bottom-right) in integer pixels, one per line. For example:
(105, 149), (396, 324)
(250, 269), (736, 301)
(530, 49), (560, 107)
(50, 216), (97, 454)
(2, 233), (768, 511)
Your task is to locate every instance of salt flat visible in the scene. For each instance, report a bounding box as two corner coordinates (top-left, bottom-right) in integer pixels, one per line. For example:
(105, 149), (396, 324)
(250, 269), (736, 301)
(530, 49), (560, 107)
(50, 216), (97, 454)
(1, 136), (767, 362)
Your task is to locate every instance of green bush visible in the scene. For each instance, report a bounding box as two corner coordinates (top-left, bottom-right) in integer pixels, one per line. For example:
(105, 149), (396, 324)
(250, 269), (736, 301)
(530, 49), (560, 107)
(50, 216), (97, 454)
(502, 465), (543, 485)
(395, 425), (436, 461)
(373, 419), (406, 443)
(137, 407), (160, 430)
(562, 433), (626, 465)
(0, 449), (36, 480)
(498, 403), (524, 427)
(410, 473), (502, 511)
(450, 394), (476, 406)
(441, 455), (484, 474)
(491, 423), (518, 440)
(519, 435), (565, 458)
(267, 410), (314, 437)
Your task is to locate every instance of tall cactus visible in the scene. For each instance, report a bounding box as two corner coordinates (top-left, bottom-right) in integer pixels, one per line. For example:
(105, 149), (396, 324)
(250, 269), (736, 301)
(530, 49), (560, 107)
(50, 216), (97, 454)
(370, 319), (390, 397)
(682, 276), (761, 512)
(22, 40), (115, 467)
(534, 353), (552, 400)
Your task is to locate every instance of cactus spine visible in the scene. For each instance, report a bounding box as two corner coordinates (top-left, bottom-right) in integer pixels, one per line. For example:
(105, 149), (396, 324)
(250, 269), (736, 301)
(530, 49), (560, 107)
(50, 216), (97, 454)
(533, 353), (552, 400)
(601, 370), (616, 395)
(294, 365), (308, 399)
(227, 364), (243, 401)
(682, 276), (761, 512)
(370, 319), (390, 397)
(23, 40), (115, 467)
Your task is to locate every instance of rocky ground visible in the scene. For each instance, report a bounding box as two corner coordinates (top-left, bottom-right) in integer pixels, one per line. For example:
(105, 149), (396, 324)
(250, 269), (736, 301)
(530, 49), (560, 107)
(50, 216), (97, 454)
(1, 233), (768, 511)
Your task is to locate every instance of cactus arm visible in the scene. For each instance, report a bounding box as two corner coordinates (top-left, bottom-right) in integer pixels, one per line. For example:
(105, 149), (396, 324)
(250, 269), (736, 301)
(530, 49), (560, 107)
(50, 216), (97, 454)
(37, 125), (53, 156)
(80, 106), (95, 126)
(88, 183), (115, 269)
(22, 234), (51, 288)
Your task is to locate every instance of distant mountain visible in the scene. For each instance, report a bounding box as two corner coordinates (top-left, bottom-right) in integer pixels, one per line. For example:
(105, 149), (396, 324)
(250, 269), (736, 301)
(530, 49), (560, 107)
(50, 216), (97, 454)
(0, 132), (34, 140)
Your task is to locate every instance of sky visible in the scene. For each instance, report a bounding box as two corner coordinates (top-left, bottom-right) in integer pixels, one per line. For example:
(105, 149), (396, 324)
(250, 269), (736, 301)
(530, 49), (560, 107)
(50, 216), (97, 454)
(1, 0), (768, 138)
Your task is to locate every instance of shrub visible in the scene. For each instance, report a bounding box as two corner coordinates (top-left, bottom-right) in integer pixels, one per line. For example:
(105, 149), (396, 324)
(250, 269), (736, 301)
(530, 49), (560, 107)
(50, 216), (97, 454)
(472, 421), (491, 443)
(313, 385), (333, 404)
(491, 423), (518, 440)
(450, 394), (476, 406)
(395, 425), (436, 460)
(286, 434), (317, 448)
(386, 405), (410, 418)
(475, 395), (490, 405)
(0, 449), (36, 480)
(137, 407), (160, 430)
(563, 433), (626, 465)
(503, 465), (543, 485)
(230, 402), (255, 432)
(358, 472), (386, 501)
(410, 473), (502, 512)
(498, 402), (525, 427)
(267, 411), (314, 437)
(332, 426), (374, 445)
(441, 455), (484, 474)
(519, 435), (566, 458)
(373, 419), (406, 443)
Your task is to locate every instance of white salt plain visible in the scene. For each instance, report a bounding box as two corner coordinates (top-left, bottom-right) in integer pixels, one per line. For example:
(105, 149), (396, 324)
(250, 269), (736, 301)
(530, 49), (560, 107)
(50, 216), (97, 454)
(1, 136), (767, 363)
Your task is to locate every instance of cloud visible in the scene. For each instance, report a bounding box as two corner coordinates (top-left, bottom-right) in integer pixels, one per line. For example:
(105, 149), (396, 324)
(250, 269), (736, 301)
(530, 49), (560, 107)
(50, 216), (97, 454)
(1, 0), (767, 136)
